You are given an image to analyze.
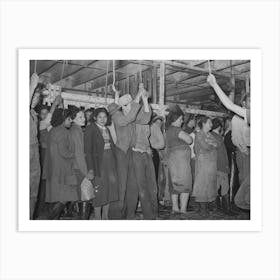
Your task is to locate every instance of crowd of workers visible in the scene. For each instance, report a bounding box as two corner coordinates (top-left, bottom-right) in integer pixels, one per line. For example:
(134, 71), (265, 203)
(29, 73), (250, 220)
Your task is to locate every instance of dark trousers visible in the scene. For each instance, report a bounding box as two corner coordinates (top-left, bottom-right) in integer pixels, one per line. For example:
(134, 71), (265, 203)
(108, 148), (131, 219)
(152, 149), (160, 182)
(234, 149), (250, 210)
(125, 150), (158, 220)
(34, 147), (47, 218)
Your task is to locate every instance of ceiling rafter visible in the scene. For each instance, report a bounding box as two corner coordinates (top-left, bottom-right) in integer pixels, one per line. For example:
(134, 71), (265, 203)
(37, 61), (60, 76)
(168, 60), (250, 85)
(73, 60), (131, 87)
(52, 60), (99, 83)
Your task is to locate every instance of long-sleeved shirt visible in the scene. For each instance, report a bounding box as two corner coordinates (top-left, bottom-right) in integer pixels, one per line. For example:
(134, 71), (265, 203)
(231, 115), (250, 154)
(111, 102), (141, 153)
(131, 106), (152, 153)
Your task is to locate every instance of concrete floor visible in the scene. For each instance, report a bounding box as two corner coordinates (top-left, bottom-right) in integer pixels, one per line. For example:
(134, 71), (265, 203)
(57, 200), (250, 220)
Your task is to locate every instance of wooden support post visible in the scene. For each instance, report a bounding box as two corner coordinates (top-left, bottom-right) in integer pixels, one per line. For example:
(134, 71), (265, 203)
(143, 71), (147, 88)
(147, 69), (152, 93)
(130, 75), (136, 98)
(245, 75), (250, 93)
(159, 61), (165, 106)
(229, 62), (235, 103)
(126, 76), (130, 94)
(152, 66), (157, 103)
(229, 76), (235, 102)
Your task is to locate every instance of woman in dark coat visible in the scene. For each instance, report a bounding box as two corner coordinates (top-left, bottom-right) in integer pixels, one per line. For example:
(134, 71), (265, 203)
(69, 107), (93, 219)
(84, 108), (119, 220)
(45, 109), (78, 219)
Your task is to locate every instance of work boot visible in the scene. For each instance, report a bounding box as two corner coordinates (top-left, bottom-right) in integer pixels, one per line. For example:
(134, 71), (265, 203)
(63, 202), (75, 219)
(208, 199), (218, 213)
(222, 194), (238, 216)
(48, 202), (65, 220)
(30, 197), (38, 220)
(199, 202), (209, 217)
(79, 202), (91, 220)
(216, 196), (222, 211)
(187, 196), (196, 212)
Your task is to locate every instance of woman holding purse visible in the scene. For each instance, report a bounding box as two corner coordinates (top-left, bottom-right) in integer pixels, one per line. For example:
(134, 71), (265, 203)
(84, 108), (119, 220)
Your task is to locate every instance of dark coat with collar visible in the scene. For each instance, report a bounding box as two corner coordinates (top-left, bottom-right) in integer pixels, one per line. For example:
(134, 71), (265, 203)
(45, 124), (78, 203)
(84, 123), (115, 177)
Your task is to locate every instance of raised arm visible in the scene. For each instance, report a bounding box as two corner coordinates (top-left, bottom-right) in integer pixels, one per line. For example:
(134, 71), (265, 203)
(41, 95), (63, 131)
(114, 90), (120, 104)
(135, 105), (152, 124)
(30, 73), (39, 104)
(112, 102), (141, 126)
(50, 95), (63, 114)
(141, 88), (150, 113)
(207, 74), (246, 118)
(134, 85), (143, 104)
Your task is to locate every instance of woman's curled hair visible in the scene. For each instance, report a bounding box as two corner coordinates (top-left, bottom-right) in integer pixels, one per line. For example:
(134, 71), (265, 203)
(51, 108), (72, 127)
(93, 107), (111, 126)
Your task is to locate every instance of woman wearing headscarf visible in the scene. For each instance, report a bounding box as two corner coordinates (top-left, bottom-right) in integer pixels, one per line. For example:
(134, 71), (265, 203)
(193, 116), (220, 216)
(36, 96), (63, 219)
(45, 108), (78, 219)
(165, 105), (193, 214)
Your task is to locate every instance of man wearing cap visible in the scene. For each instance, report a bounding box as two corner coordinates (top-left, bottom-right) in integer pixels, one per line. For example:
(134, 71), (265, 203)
(124, 85), (159, 220)
(107, 90), (142, 219)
